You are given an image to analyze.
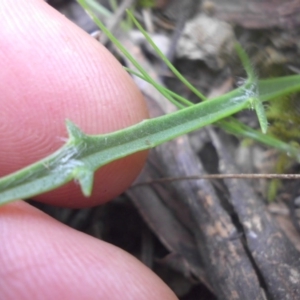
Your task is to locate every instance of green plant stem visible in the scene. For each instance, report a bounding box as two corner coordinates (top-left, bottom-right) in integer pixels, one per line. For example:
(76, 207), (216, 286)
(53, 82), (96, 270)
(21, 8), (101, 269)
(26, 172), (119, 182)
(124, 67), (193, 108)
(126, 10), (207, 101)
(79, 0), (180, 107)
(0, 85), (251, 205)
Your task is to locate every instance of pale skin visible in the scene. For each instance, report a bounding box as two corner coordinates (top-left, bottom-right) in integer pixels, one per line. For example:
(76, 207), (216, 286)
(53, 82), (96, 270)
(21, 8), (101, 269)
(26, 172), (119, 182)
(0, 1), (177, 299)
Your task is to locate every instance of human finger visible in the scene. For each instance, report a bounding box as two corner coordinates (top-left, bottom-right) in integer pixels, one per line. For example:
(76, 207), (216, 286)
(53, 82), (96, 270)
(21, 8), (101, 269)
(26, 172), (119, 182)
(0, 0), (148, 207)
(0, 201), (177, 299)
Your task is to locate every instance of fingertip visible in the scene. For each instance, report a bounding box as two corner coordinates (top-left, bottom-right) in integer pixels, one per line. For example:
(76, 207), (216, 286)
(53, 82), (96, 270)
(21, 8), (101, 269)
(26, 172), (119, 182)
(0, 0), (148, 207)
(0, 202), (177, 300)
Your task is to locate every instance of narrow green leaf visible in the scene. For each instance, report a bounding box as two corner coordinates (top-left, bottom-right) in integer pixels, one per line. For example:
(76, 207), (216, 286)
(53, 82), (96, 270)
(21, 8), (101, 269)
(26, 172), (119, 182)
(258, 75), (300, 102)
(126, 10), (207, 102)
(252, 98), (268, 134)
(78, 0), (179, 107)
(220, 118), (300, 162)
(234, 43), (256, 81)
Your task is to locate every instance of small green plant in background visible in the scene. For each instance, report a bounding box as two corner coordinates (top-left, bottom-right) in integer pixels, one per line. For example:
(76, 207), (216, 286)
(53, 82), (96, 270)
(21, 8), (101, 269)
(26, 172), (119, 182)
(137, 0), (156, 8)
(0, 1), (300, 207)
(267, 94), (300, 142)
(265, 93), (300, 200)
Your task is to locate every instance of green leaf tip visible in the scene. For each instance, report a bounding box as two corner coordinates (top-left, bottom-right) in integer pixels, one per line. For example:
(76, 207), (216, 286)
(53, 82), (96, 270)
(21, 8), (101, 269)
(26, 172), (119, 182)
(254, 99), (268, 134)
(234, 42), (256, 81)
(66, 119), (86, 141)
(73, 166), (94, 197)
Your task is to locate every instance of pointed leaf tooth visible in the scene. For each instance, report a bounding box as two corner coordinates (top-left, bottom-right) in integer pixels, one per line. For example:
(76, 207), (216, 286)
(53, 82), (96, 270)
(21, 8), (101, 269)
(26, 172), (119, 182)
(73, 166), (94, 197)
(66, 119), (86, 141)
